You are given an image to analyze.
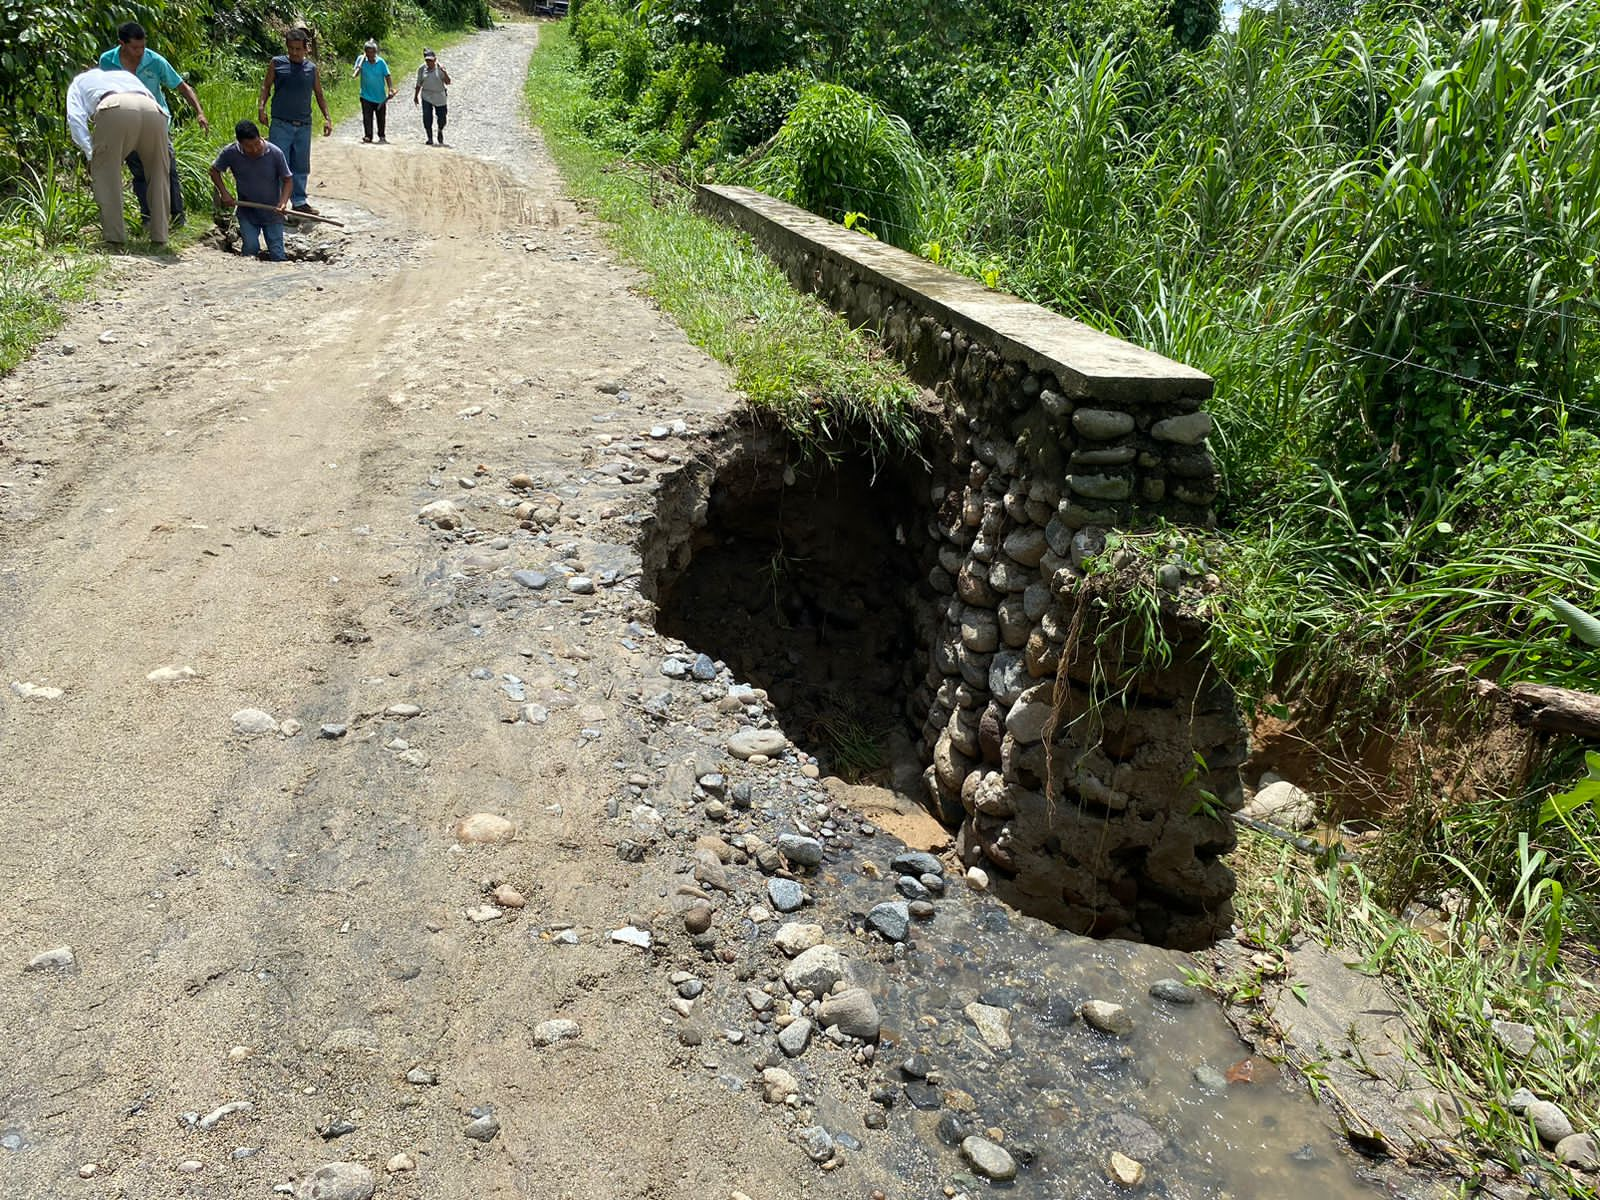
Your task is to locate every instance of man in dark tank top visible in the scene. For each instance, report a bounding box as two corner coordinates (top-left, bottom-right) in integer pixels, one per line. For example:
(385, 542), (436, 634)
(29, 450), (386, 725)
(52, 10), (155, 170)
(256, 28), (331, 214)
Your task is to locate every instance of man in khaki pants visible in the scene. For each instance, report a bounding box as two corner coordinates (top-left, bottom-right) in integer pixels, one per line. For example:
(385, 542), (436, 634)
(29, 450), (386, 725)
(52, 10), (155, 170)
(66, 67), (171, 247)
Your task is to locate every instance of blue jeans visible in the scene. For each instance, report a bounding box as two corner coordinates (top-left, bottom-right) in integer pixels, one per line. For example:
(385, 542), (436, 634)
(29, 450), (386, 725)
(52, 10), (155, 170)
(239, 214), (286, 261)
(128, 134), (184, 223)
(268, 118), (312, 207)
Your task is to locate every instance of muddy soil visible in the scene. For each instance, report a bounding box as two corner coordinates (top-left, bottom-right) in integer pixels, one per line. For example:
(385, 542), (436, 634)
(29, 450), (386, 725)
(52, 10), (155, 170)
(0, 21), (1431, 1200)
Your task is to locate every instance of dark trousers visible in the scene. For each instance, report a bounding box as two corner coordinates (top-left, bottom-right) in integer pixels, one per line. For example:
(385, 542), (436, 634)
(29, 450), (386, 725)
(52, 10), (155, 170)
(361, 98), (387, 139)
(422, 100), (447, 141)
(128, 134), (184, 223)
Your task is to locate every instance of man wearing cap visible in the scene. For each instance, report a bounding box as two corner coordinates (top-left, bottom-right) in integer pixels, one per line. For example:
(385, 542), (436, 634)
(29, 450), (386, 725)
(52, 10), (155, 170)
(351, 38), (394, 144)
(412, 49), (451, 147)
(66, 67), (169, 247)
(98, 21), (210, 232)
(209, 120), (293, 262)
(257, 27), (332, 214)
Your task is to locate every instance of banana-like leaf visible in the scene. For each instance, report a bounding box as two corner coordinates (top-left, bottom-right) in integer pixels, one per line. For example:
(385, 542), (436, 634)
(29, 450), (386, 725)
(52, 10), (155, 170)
(1549, 598), (1600, 648)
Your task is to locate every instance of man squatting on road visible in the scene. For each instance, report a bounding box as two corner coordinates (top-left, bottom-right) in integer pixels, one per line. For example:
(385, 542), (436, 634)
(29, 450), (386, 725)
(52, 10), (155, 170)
(98, 21), (210, 232)
(258, 27), (332, 215)
(209, 121), (294, 262)
(66, 68), (171, 247)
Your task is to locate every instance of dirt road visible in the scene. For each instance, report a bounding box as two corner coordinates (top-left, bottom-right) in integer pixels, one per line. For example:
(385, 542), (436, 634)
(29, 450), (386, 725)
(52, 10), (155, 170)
(1, 21), (1422, 1200)
(0, 21), (836, 1200)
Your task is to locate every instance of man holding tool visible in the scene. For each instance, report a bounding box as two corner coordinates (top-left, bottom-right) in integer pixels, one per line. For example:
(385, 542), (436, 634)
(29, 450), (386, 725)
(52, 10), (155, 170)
(257, 27), (331, 215)
(210, 119), (292, 261)
(98, 21), (210, 231)
(352, 38), (394, 143)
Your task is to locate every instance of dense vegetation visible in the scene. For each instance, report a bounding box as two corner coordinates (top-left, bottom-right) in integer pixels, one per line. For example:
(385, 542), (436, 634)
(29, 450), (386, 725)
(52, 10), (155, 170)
(539, 1), (1600, 1170)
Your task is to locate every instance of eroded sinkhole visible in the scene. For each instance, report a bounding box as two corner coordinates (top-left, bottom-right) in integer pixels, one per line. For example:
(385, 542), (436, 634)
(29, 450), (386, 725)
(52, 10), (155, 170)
(641, 419), (1246, 950)
(643, 424), (934, 783)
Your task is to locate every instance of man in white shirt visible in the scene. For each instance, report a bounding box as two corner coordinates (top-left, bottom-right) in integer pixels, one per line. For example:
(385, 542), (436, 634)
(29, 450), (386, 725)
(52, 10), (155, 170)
(65, 68), (171, 247)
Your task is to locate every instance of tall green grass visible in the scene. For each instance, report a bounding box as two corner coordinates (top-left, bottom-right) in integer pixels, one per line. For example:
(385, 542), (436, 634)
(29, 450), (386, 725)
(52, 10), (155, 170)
(526, 21), (923, 452)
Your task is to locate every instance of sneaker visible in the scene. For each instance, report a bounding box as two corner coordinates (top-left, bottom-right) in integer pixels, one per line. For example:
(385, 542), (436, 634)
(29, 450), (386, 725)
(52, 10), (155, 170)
(292, 203), (320, 215)
(377, 136), (387, 143)
(362, 136), (372, 143)
(425, 138), (434, 145)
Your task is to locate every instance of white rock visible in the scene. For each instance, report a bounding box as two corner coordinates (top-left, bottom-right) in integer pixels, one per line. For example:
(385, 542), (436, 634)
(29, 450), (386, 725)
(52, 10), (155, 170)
(11, 681), (65, 701)
(24, 945), (76, 971)
(386, 703), (422, 718)
(610, 925), (652, 949)
(231, 708), (278, 736)
(1109, 1150), (1145, 1186)
(961, 1136), (1017, 1181)
(783, 945), (845, 995)
(466, 905), (504, 923)
(386, 1152), (416, 1173)
(1081, 999), (1135, 1036)
(772, 923), (825, 957)
(965, 866), (990, 891)
(1240, 780), (1316, 831)
(761, 1067), (799, 1103)
(295, 1161), (375, 1200)
(964, 1001), (1013, 1051)
(453, 813), (515, 844)
(197, 1100), (253, 1130)
(147, 665), (200, 683)
(533, 1019), (580, 1046)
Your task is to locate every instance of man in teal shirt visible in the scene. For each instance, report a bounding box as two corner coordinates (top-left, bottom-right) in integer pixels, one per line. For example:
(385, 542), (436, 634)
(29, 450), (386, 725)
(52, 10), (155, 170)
(98, 21), (210, 230)
(351, 39), (395, 143)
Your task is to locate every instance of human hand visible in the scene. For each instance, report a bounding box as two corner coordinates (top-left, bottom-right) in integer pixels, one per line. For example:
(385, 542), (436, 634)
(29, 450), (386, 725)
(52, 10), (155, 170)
(257, 108), (267, 125)
(322, 120), (332, 136)
(219, 194), (237, 209)
(197, 113), (211, 133)
(277, 201), (290, 215)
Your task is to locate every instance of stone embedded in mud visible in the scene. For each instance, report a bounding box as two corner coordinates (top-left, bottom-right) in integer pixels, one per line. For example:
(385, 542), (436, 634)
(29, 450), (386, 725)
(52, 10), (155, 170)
(819, 988), (881, 1040)
(761, 1067), (799, 1103)
(1556, 1132), (1599, 1170)
(1108, 1150), (1146, 1187)
(728, 727), (787, 760)
(682, 901), (714, 935)
(961, 1135), (1017, 1181)
(533, 1019), (580, 1047)
(417, 499), (460, 529)
(767, 878), (804, 913)
(889, 850), (943, 877)
(1081, 1000), (1135, 1036)
(454, 813), (515, 844)
(1527, 1100), (1574, 1146)
(777, 834), (824, 869)
(1149, 978), (1200, 1005)
(964, 1002), (1013, 1052)
(796, 1123), (833, 1162)
(295, 1162), (375, 1200)
(1492, 1019), (1536, 1059)
(773, 923), (824, 956)
(24, 945), (76, 972)
(866, 902), (911, 943)
(231, 708), (277, 736)
(778, 1017), (814, 1058)
(783, 945), (845, 995)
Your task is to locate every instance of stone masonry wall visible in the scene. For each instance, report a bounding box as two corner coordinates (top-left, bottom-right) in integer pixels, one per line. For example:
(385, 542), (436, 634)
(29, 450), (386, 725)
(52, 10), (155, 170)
(695, 186), (1246, 948)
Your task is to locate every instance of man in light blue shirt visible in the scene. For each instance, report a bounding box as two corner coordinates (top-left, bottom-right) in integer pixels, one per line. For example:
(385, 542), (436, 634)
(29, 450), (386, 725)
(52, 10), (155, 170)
(351, 39), (395, 143)
(98, 20), (210, 230)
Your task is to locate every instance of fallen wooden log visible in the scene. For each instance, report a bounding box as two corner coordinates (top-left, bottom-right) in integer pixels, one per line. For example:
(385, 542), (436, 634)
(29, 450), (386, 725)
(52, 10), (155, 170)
(1508, 683), (1600, 739)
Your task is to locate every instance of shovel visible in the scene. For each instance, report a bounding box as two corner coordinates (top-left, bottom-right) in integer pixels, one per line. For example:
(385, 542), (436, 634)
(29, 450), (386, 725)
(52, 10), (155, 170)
(234, 200), (346, 228)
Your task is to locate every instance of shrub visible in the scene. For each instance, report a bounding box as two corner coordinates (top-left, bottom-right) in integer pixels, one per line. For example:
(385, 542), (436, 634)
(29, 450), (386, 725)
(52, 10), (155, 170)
(748, 82), (930, 248)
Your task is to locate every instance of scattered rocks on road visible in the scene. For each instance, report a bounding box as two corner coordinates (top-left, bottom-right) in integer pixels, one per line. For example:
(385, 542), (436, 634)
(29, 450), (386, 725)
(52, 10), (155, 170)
(533, 1019), (580, 1046)
(454, 813), (516, 844)
(462, 1112), (500, 1142)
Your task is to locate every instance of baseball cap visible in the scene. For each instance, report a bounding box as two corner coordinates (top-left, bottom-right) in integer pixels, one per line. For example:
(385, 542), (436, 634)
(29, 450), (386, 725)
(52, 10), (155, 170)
(423, 48), (435, 58)
(364, 38), (377, 48)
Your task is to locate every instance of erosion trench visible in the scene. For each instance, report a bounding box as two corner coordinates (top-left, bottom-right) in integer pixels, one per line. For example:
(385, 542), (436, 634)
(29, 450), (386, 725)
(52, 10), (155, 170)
(0, 20), (1431, 1200)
